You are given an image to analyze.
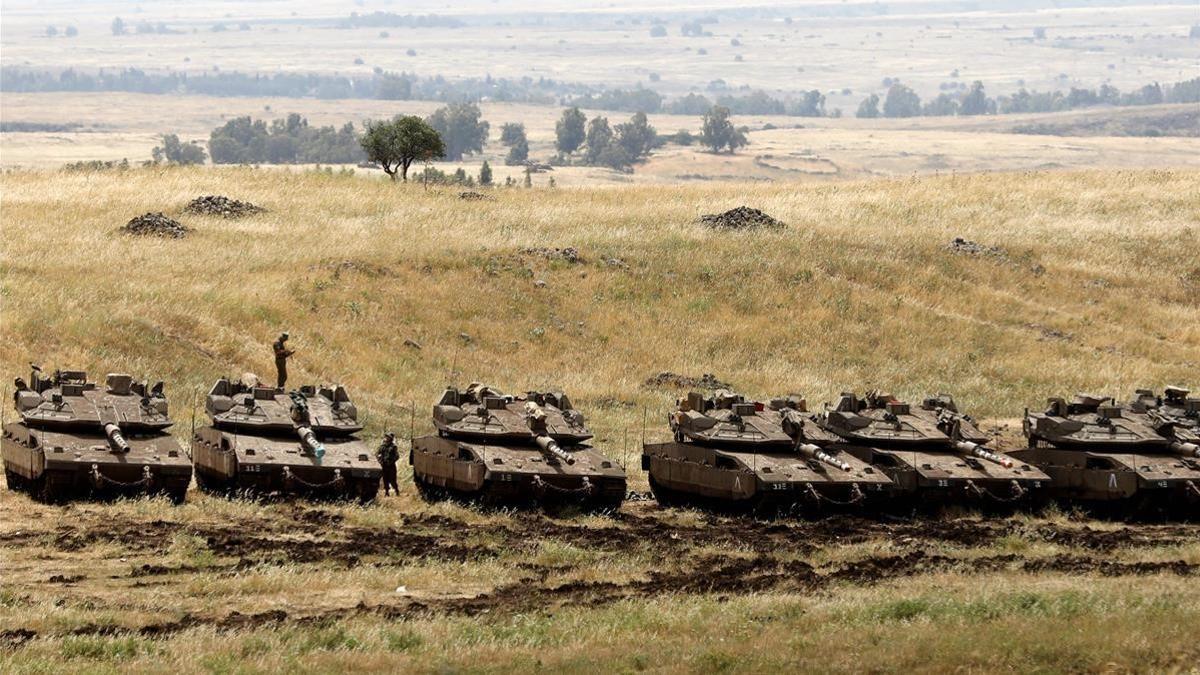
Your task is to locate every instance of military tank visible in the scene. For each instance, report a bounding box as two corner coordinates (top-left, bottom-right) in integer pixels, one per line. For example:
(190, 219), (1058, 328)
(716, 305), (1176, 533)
(2, 366), (191, 503)
(815, 391), (1047, 508)
(410, 383), (627, 508)
(642, 390), (893, 513)
(1010, 392), (1200, 515)
(191, 376), (380, 502)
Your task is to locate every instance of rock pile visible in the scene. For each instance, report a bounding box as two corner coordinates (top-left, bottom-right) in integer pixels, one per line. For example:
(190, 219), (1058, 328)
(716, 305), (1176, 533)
(184, 195), (266, 218)
(948, 237), (1005, 258)
(644, 372), (733, 390)
(122, 212), (190, 238)
(458, 191), (495, 201)
(699, 206), (785, 230)
(520, 247), (581, 264)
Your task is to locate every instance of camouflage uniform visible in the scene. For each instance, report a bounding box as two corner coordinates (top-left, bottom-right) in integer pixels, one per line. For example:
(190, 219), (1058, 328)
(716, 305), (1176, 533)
(376, 433), (400, 495)
(272, 334), (294, 390)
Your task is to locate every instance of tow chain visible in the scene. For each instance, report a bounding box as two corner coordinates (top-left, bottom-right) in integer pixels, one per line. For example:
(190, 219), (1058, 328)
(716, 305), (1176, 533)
(531, 475), (594, 496)
(624, 490), (655, 502)
(282, 466), (344, 489)
(91, 464), (153, 489)
(803, 481), (867, 505)
(965, 479), (1028, 502)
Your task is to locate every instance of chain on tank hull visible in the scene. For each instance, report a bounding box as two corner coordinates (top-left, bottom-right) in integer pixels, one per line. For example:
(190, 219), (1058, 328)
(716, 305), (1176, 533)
(411, 435), (626, 509)
(2, 423), (192, 503)
(1008, 446), (1200, 518)
(838, 445), (1050, 511)
(192, 426), (380, 503)
(642, 442), (894, 515)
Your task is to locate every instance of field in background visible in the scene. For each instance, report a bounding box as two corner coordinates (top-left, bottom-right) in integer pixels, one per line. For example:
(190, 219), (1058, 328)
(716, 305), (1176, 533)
(2, 92), (1199, 182)
(3, 0), (1195, 103)
(1, 168), (1198, 672)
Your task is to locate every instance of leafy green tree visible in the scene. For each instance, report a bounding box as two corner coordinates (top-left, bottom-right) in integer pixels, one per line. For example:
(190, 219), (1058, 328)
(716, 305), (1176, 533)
(922, 93), (959, 116)
(585, 116), (613, 163)
(151, 134), (206, 165)
(883, 84), (921, 118)
(499, 122), (529, 165)
(555, 107), (587, 155)
(479, 160), (493, 186)
(426, 103), (488, 161)
(360, 116), (445, 181)
(700, 105), (747, 153)
(856, 94), (880, 118)
(959, 81), (993, 115)
(376, 74), (412, 100)
(111, 17), (124, 35)
(615, 112), (656, 160)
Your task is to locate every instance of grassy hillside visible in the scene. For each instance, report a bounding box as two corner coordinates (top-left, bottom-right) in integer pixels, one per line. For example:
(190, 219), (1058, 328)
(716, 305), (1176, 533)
(2, 168), (1197, 444)
(1, 167), (1199, 673)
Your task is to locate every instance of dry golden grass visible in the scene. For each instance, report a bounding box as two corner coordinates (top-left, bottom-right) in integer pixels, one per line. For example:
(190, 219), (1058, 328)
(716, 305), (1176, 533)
(1, 167), (1196, 440)
(2, 167), (1199, 673)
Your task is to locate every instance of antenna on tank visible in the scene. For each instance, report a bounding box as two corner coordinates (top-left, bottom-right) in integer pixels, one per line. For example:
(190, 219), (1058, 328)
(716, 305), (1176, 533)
(409, 399), (416, 446)
(641, 407), (647, 447)
(189, 387), (198, 460)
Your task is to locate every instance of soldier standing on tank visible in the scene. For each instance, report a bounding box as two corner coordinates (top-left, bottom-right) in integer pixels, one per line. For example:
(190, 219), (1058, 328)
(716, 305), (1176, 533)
(272, 332), (294, 390)
(376, 432), (400, 496)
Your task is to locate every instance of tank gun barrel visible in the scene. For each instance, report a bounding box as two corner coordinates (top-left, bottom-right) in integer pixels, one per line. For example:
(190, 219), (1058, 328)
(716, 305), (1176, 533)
(296, 425), (327, 462)
(536, 434), (575, 465)
(1171, 441), (1200, 458)
(796, 442), (851, 472)
(954, 440), (1013, 468)
(103, 423), (131, 454)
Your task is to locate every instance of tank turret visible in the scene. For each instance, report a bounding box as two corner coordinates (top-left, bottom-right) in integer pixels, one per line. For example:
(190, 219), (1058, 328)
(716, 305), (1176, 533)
(412, 384), (626, 509)
(2, 366), (191, 503)
(813, 391), (1046, 508)
(644, 390), (893, 514)
(191, 376), (380, 502)
(1010, 390), (1200, 516)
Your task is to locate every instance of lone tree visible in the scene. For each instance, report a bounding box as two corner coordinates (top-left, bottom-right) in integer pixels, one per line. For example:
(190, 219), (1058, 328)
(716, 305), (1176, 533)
(700, 105), (747, 153)
(882, 83), (921, 118)
(856, 93), (881, 118)
(359, 116), (445, 181)
(151, 133), (206, 165)
(499, 122), (529, 165)
(111, 17), (125, 35)
(555, 107), (587, 155)
(479, 160), (493, 186)
(426, 103), (489, 161)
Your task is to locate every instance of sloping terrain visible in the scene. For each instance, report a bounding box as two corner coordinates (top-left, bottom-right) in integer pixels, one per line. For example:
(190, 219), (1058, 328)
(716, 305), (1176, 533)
(1, 168), (1198, 671)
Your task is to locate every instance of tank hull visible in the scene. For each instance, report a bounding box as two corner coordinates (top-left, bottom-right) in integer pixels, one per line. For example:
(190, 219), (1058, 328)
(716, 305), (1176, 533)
(2, 422), (191, 503)
(642, 441), (893, 514)
(411, 435), (626, 508)
(192, 426), (380, 502)
(839, 444), (1049, 509)
(1008, 445), (1200, 518)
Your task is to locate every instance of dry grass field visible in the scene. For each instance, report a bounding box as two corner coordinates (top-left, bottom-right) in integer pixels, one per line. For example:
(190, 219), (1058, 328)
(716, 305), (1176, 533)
(1, 167), (1199, 672)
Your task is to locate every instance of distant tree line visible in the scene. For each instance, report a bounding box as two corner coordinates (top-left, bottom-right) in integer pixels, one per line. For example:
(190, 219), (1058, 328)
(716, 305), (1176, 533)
(553, 107), (657, 170)
(337, 12), (464, 29)
(208, 114), (364, 164)
(0, 68), (588, 105)
(857, 78), (1200, 118)
(5, 66), (1196, 120)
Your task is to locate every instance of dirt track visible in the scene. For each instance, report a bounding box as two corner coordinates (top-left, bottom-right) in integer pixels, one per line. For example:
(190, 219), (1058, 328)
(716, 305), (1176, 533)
(2, 499), (1196, 647)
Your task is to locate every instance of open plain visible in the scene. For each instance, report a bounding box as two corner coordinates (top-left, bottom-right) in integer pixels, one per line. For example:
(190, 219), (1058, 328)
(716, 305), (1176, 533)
(1, 167), (1199, 672)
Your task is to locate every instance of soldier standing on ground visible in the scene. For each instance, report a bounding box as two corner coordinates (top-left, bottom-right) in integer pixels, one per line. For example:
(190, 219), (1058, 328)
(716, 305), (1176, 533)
(273, 332), (294, 390)
(376, 432), (400, 496)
